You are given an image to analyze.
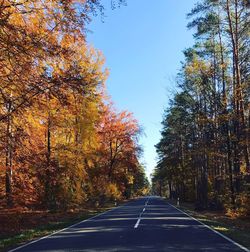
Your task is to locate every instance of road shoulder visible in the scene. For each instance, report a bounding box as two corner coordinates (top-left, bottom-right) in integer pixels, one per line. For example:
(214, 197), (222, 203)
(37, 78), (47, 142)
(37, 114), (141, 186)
(167, 200), (250, 251)
(0, 202), (122, 252)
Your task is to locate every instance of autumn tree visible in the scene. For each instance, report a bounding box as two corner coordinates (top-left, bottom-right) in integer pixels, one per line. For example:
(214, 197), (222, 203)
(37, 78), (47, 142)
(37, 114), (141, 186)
(153, 0), (250, 215)
(86, 103), (145, 203)
(0, 0), (148, 210)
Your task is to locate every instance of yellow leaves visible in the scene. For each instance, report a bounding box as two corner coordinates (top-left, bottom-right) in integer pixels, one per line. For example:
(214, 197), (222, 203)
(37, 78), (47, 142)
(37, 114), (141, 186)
(61, 34), (76, 50)
(185, 56), (211, 77)
(127, 175), (134, 185)
(9, 12), (25, 26)
(0, 0), (146, 209)
(105, 183), (122, 200)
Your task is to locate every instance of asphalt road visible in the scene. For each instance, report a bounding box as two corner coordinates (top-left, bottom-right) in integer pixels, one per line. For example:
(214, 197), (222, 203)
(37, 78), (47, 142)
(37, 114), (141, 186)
(9, 196), (249, 252)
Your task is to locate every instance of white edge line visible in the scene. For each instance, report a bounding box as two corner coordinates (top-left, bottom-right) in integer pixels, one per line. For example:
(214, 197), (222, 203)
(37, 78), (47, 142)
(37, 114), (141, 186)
(8, 205), (123, 252)
(168, 202), (250, 252)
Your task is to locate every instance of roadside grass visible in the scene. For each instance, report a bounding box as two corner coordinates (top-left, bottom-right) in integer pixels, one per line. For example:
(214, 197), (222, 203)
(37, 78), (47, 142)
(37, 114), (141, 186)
(172, 201), (250, 250)
(0, 205), (114, 252)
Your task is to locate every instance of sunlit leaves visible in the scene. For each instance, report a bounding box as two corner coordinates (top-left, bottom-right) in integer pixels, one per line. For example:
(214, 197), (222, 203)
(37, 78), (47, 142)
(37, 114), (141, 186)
(153, 0), (250, 214)
(0, 0), (148, 209)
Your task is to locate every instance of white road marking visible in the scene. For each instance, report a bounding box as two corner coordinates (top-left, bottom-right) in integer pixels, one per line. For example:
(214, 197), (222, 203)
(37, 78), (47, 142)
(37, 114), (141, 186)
(134, 198), (149, 229)
(168, 202), (250, 252)
(134, 217), (141, 228)
(9, 204), (125, 252)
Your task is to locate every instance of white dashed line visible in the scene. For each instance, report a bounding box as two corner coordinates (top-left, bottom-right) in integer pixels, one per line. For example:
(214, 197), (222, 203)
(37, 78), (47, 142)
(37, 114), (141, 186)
(134, 217), (141, 228)
(134, 198), (149, 229)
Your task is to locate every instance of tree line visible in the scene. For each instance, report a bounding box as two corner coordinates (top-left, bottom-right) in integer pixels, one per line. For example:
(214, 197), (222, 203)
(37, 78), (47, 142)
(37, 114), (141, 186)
(152, 0), (250, 216)
(0, 0), (149, 210)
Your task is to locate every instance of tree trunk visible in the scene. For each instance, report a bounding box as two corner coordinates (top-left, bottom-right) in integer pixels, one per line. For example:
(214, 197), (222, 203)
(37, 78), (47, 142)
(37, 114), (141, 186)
(218, 16), (235, 205)
(226, 0), (250, 172)
(5, 98), (13, 207)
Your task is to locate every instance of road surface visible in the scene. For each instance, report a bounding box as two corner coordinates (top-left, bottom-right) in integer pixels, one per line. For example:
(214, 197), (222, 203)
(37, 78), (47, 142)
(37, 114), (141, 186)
(9, 196), (249, 252)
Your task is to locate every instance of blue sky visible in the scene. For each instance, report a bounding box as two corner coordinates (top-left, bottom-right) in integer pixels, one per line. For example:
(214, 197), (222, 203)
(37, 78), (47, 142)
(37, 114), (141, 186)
(87, 0), (197, 179)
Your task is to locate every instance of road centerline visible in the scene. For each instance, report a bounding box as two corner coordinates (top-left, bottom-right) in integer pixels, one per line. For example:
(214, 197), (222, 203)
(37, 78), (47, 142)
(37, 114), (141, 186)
(134, 217), (141, 228)
(8, 196), (249, 251)
(134, 198), (148, 229)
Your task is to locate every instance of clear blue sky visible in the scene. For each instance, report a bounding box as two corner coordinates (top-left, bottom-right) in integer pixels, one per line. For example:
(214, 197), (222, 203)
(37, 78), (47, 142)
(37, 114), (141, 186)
(87, 0), (197, 180)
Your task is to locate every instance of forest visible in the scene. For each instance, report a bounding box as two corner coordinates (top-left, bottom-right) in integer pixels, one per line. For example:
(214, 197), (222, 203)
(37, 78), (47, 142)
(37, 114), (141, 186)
(152, 0), (250, 216)
(0, 0), (149, 210)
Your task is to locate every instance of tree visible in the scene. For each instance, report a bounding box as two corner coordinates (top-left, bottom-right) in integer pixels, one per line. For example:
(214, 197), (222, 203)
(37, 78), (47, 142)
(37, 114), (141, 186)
(86, 103), (145, 203)
(1, 0), (144, 209)
(153, 0), (250, 214)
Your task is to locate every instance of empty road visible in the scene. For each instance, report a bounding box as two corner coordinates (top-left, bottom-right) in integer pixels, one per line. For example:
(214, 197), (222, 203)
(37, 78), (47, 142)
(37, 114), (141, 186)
(9, 196), (249, 252)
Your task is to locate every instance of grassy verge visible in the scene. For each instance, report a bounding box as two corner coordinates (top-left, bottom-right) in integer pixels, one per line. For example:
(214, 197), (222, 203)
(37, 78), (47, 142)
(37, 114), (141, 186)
(170, 201), (250, 250)
(0, 204), (115, 252)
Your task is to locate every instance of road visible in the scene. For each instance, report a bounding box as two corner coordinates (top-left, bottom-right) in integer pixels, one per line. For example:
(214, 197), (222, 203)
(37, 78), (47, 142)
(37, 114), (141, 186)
(9, 196), (249, 252)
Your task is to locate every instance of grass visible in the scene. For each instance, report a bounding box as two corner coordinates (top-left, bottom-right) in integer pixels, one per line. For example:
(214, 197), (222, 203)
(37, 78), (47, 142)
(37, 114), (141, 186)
(172, 201), (250, 250)
(4, 199), (249, 251)
(0, 205), (113, 252)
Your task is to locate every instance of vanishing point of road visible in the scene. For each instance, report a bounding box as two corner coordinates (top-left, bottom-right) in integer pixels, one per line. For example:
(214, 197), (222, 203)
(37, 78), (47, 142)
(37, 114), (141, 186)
(9, 196), (249, 252)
